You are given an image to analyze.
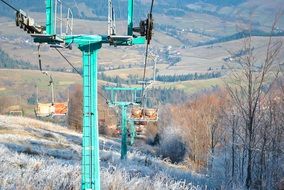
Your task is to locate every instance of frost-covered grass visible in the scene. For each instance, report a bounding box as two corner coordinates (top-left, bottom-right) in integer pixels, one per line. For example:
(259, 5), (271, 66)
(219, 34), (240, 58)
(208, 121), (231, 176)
(0, 115), (209, 190)
(0, 145), (81, 190)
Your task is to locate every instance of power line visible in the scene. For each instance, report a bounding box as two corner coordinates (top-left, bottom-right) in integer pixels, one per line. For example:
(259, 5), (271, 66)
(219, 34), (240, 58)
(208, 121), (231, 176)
(0, 1), (80, 79)
(54, 47), (110, 102)
(97, 85), (110, 103)
(149, 0), (154, 14)
(0, 0), (18, 12)
(141, 0), (155, 104)
(142, 0), (155, 82)
(0, 0), (127, 106)
(142, 41), (150, 82)
(54, 47), (82, 76)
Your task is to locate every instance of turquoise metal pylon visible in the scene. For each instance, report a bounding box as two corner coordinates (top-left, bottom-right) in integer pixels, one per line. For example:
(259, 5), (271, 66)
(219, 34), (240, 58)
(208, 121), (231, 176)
(120, 104), (128, 159)
(30, 0), (147, 189)
(104, 86), (142, 159)
(80, 43), (100, 190)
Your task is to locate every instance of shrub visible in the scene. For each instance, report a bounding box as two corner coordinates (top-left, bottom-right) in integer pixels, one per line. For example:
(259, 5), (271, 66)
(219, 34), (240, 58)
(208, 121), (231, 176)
(158, 126), (186, 163)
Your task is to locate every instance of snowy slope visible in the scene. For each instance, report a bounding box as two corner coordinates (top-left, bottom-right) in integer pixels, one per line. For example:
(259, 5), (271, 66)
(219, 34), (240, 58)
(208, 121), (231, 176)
(0, 115), (209, 190)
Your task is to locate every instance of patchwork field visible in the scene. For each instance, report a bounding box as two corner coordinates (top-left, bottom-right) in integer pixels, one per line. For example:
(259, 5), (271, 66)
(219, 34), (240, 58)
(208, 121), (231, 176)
(0, 1), (283, 189)
(0, 1), (283, 107)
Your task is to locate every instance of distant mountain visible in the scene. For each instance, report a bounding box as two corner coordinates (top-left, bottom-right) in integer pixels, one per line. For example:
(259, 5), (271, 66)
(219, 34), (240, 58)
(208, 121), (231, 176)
(0, 0), (147, 19)
(0, 0), (246, 19)
(0, 0), (282, 27)
(0, 0), (283, 46)
(157, 0), (245, 7)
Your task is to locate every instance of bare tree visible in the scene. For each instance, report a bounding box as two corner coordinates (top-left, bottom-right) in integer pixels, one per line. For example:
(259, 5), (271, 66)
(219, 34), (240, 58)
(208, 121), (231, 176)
(68, 84), (83, 131)
(225, 14), (283, 189)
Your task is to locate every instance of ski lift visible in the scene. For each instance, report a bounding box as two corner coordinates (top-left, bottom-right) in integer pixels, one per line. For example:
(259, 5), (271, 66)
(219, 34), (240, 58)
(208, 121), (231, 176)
(53, 102), (68, 116)
(129, 80), (159, 124)
(130, 107), (158, 121)
(34, 103), (55, 117)
(34, 79), (69, 118)
(34, 74), (68, 118)
(34, 45), (68, 118)
(31, 0), (74, 47)
(130, 50), (159, 125)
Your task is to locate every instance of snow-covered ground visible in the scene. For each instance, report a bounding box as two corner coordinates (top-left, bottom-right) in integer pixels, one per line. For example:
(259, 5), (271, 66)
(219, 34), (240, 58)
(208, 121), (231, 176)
(0, 115), (210, 190)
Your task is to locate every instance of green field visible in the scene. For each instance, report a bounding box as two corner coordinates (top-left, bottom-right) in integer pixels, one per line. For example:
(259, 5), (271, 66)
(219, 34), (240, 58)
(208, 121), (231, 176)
(0, 69), (81, 116)
(153, 77), (224, 94)
(0, 69), (116, 119)
(0, 1), (283, 108)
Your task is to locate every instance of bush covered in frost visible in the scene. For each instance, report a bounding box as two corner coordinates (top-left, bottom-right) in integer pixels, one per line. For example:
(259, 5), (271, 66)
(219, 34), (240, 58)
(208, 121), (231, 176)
(0, 116), (206, 190)
(158, 126), (187, 163)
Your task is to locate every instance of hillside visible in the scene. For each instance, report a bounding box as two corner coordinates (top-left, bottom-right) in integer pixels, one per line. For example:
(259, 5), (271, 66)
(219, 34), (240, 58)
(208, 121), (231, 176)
(0, 0), (283, 93)
(0, 115), (208, 189)
(0, 1), (284, 189)
(1, 17), (283, 80)
(0, 69), (187, 119)
(0, 69), (81, 117)
(1, 0), (283, 31)
(1, 0), (284, 75)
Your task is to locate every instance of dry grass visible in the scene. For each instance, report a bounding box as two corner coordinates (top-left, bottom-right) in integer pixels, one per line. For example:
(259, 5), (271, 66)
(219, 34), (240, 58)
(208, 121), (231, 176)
(0, 115), (81, 151)
(0, 115), (209, 189)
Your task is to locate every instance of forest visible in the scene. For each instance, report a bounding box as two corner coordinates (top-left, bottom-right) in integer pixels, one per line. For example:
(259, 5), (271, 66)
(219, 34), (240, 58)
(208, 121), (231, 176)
(68, 32), (284, 189)
(156, 72), (222, 82)
(157, 29), (284, 189)
(0, 48), (35, 69)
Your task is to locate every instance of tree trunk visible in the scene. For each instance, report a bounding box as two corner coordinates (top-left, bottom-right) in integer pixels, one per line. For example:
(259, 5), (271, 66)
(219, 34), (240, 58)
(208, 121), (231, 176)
(231, 120), (235, 180)
(246, 124), (253, 189)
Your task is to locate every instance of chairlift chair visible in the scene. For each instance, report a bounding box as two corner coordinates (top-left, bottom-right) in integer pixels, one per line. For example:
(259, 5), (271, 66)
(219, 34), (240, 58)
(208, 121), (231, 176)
(129, 81), (159, 124)
(34, 73), (68, 118)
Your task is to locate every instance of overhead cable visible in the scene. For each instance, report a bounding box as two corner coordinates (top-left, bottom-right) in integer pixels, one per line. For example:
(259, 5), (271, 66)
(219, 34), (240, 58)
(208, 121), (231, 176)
(54, 47), (109, 102)
(0, 0), (18, 12)
(141, 0), (155, 104)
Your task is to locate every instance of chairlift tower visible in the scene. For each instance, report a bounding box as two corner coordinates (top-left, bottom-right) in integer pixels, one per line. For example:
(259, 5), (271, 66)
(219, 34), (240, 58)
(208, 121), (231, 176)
(27, 0), (152, 189)
(104, 86), (143, 159)
(104, 85), (159, 159)
(2, 0), (154, 188)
